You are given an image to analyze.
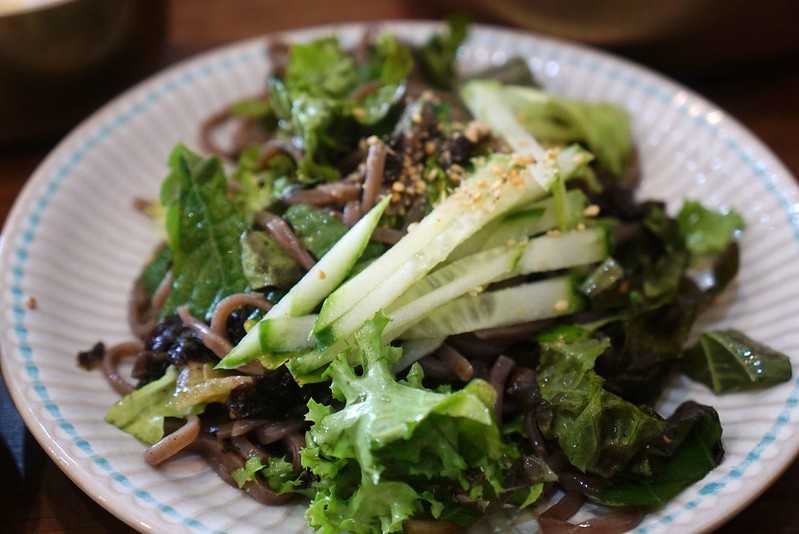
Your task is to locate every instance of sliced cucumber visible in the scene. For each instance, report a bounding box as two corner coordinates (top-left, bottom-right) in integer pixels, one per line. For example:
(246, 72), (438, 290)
(461, 80), (547, 160)
(392, 338), (446, 373)
(400, 276), (583, 340)
(383, 242), (526, 338)
(511, 227), (608, 278)
(272, 195), (390, 318)
(216, 196), (390, 369)
(314, 154), (558, 341)
(447, 190), (587, 262)
(259, 314), (317, 352)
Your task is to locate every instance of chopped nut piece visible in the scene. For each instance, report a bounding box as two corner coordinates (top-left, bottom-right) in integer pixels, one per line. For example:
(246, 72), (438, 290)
(554, 299), (569, 312)
(392, 182), (406, 192)
(26, 296), (37, 310)
(319, 270), (327, 280)
(583, 204), (600, 217)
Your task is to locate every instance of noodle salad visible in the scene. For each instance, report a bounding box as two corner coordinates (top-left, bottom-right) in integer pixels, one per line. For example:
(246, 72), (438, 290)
(77, 20), (792, 534)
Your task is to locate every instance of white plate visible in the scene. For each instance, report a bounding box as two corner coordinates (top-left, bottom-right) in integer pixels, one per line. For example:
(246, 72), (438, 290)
(2, 21), (799, 534)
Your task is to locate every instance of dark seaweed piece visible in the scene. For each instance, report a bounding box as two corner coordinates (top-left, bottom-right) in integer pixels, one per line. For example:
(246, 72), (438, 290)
(77, 342), (106, 370)
(227, 367), (331, 420)
(131, 351), (169, 387)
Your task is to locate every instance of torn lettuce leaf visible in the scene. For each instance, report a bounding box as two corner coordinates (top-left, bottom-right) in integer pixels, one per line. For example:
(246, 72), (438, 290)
(241, 230), (303, 289)
(139, 245), (172, 298)
(283, 204), (349, 259)
(302, 315), (517, 533)
(682, 330), (792, 393)
(594, 401), (723, 507)
(536, 326), (666, 477)
(417, 16), (469, 89)
(231, 456), (305, 494)
(105, 366), (201, 445)
(159, 145), (250, 319)
(352, 33), (413, 125)
(677, 201), (744, 256)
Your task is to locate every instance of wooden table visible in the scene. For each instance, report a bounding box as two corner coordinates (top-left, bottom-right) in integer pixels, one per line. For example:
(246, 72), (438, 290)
(2, 1), (798, 532)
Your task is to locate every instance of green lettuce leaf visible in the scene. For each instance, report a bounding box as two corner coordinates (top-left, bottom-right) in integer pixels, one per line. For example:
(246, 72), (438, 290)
(682, 330), (793, 393)
(231, 456), (304, 494)
(417, 16), (469, 89)
(105, 366), (201, 445)
(139, 245), (172, 298)
(594, 401), (723, 507)
(240, 230), (303, 289)
(503, 84), (632, 179)
(536, 326), (666, 477)
(283, 204), (349, 259)
(160, 145), (250, 319)
(302, 315), (514, 533)
(286, 37), (358, 99)
(677, 201), (744, 256)
(352, 33), (413, 125)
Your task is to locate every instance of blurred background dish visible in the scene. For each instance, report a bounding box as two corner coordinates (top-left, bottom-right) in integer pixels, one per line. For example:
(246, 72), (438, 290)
(0, 0), (167, 144)
(436, 0), (799, 71)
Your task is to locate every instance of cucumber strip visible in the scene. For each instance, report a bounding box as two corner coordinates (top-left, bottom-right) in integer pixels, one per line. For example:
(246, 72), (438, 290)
(271, 195), (390, 318)
(511, 227), (608, 277)
(383, 243), (526, 338)
(392, 338), (446, 373)
(314, 154), (558, 338)
(259, 314), (317, 352)
(216, 196), (390, 369)
(400, 276), (583, 340)
(447, 189), (587, 262)
(461, 80), (547, 160)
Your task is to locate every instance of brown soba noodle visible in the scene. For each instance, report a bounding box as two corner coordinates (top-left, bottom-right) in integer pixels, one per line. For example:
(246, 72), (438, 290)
(102, 340), (144, 395)
(143, 414), (201, 466)
(177, 305), (233, 358)
(255, 210), (316, 270)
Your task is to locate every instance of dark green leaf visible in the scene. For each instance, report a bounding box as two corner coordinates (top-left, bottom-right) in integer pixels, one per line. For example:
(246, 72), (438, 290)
(240, 230), (303, 289)
(580, 257), (624, 298)
(417, 16), (470, 89)
(160, 145), (250, 319)
(594, 401), (723, 507)
(683, 330), (793, 393)
(536, 327), (666, 477)
(139, 245), (172, 298)
(677, 201), (744, 256)
(283, 204), (348, 258)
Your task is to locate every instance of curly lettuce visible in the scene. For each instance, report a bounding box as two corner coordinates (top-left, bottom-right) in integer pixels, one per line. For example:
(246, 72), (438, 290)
(301, 315), (519, 533)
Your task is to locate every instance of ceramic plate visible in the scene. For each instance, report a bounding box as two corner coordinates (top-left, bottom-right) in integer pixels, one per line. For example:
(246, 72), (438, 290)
(2, 21), (799, 534)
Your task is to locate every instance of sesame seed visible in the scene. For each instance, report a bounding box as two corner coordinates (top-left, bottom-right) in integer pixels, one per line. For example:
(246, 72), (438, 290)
(546, 229), (561, 237)
(319, 270), (327, 280)
(576, 223), (586, 231)
(554, 299), (569, 312)
(583, 204), (600, 217)
(392, 182), (406, 192)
